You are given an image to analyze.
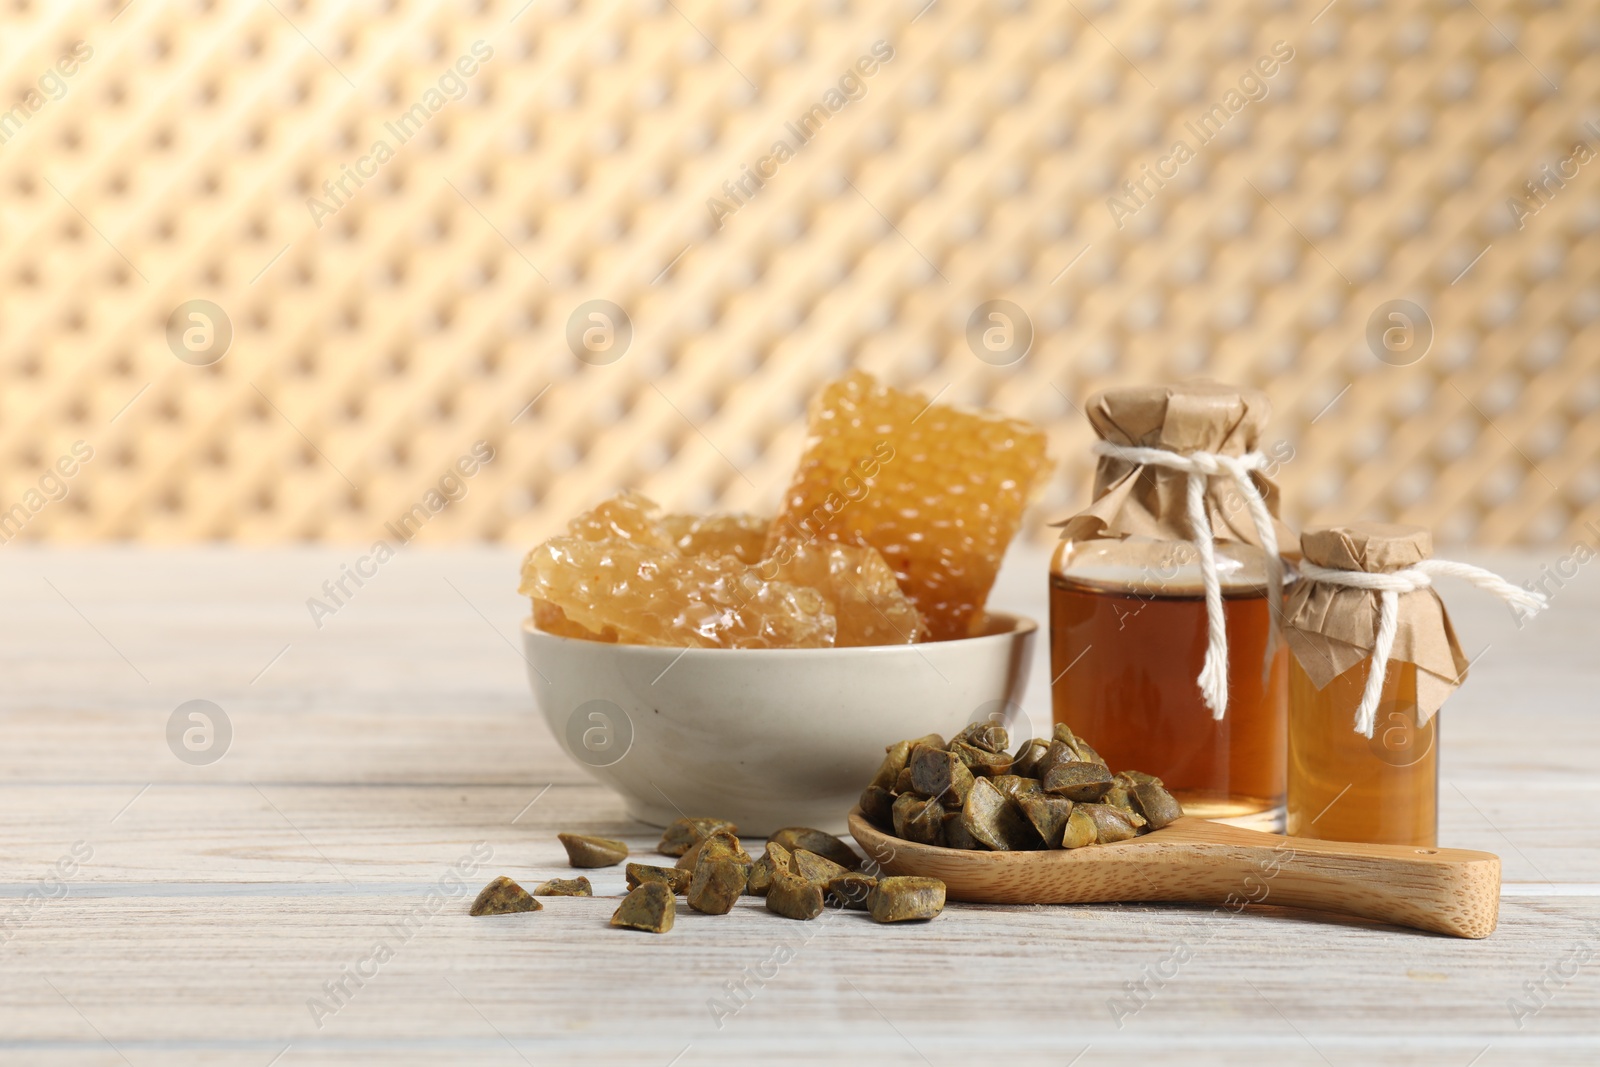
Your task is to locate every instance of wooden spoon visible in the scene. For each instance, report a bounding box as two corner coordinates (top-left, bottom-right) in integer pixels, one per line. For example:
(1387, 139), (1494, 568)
(847, 811), (1501, 938)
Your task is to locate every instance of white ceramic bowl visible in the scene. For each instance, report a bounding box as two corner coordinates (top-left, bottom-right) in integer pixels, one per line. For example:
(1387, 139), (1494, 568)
(523, 614), (1038, 835)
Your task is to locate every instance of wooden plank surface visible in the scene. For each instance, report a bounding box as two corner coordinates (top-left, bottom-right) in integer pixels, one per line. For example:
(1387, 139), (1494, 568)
(2, 546), (1598, 1066)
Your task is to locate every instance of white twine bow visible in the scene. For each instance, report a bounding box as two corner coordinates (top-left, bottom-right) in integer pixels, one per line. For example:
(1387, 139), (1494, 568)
(1297, 558), (1549, 738)
(1092, 441), (1282, 720)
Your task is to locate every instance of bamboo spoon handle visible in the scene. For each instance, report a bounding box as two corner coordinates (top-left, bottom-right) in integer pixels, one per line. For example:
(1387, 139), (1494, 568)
(1159, 820), (1501, 939)
(847, 813), (1502, 938)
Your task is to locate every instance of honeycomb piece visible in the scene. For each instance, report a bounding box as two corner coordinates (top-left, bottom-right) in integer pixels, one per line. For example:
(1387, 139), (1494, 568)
(567, 490), (674, 549)
(532, 598), (617, 642)
(661, 513), (769, 565)
(763, 539), (927, 646)
(768, 372), (1052, 640)
(520, 534), (837, 649)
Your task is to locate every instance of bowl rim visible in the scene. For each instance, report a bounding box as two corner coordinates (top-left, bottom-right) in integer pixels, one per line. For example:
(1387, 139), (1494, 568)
(521, 610), (1037, 656)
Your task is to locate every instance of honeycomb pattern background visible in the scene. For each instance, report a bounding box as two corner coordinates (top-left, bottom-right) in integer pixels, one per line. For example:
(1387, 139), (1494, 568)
(0, 0), (1597, 546)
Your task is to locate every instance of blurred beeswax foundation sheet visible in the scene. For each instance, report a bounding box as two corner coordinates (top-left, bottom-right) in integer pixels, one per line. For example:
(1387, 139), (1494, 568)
(304, 441), (495, 629)
(306, 40), (496, 230)
(1106, 40), (1297, 230)
(0, 441), (94, 545)
(0, 1), (1594, 548)
(707, 39), (896, 231)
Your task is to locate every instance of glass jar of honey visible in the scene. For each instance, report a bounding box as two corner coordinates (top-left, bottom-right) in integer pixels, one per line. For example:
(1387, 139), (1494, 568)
(1051, 539), (1287, 822)
(1283, 523), (1545, 847)
(1050, 383), (1292, 828)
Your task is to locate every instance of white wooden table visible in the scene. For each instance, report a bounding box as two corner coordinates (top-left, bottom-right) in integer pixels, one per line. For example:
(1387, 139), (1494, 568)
(2, 545), (1597, 1066)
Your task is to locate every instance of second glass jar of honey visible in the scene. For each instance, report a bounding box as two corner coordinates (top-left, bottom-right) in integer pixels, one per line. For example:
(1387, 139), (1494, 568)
(1282, 522), (1546, 847)
(1050, 383), (1292, 827)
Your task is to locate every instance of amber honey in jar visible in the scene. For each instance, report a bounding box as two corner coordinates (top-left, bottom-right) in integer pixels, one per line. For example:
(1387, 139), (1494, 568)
(1050, 383), (1292, 828)
(1287, 656), (1436, 845)
(1051, 540), (1287, 822)
(1283, 522), (1544, 848)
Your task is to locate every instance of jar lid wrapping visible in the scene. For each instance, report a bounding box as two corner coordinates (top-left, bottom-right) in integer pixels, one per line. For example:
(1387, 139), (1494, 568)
(1301, 522), (1432, 572)
(1086, 381), (1269, 456)
(1285, 523), (1470, 721)
(1055, 381), (1296, 555)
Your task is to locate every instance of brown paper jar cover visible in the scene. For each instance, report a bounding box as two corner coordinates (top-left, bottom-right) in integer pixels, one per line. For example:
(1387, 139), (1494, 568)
(1283, 522), (1470, 721)
(1054, 382), (1297, 560)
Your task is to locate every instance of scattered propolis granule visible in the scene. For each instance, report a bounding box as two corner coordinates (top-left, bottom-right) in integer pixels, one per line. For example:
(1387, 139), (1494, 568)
(764, 540), (927, 646)
(768, 372), (1052, 640)
(661, 513), (768, 565)
(521, 531), (837, 648)
(469, 876), (541, 916)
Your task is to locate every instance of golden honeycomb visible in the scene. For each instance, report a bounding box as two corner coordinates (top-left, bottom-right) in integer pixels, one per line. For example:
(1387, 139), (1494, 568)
(660, 513), (768, 565)
(523, 487), (925, 648)
(770, 372), (1051, 640)
(765, 539), (927, 647)
(531, 597), (616, 643)
(520, 532), (837, 649)
(568, 490), (675, 549)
